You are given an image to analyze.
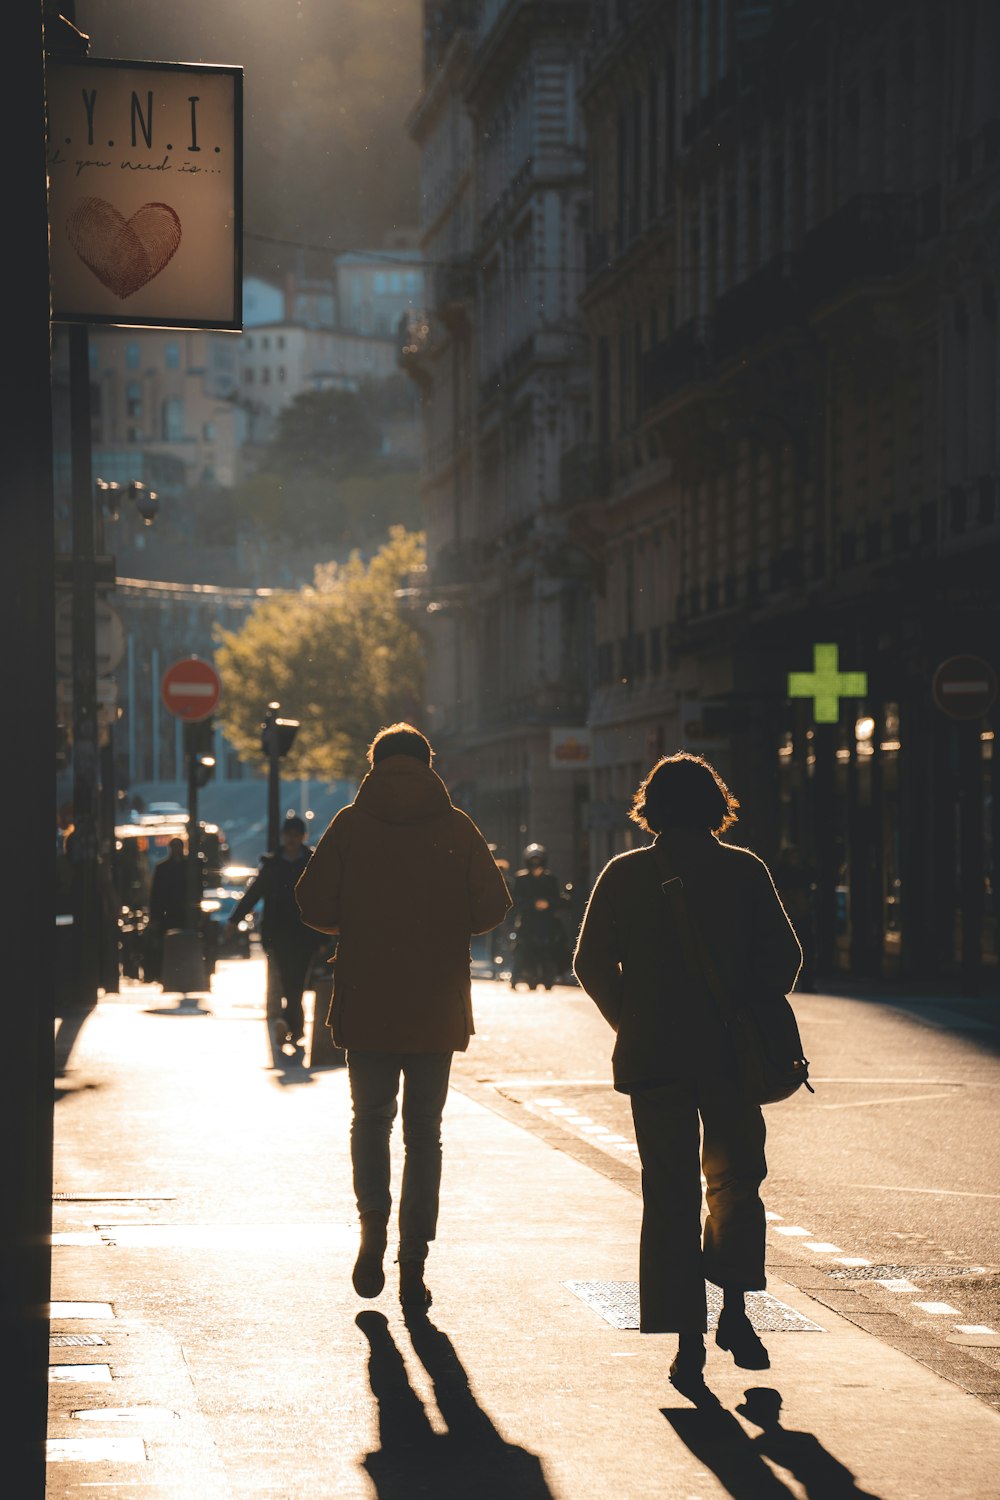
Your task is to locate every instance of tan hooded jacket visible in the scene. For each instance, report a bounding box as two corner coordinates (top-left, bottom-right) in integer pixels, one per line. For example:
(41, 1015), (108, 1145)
(295, 755), (511, 1052)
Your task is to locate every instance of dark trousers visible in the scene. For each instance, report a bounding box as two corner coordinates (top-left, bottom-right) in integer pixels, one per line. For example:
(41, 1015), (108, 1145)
(266, 938), (316, 1039)
(629, 1076), (767, 1333)
(347, 1051), (453, 1263)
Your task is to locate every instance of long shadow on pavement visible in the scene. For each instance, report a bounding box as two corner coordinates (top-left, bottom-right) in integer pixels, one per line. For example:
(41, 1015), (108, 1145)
(663, 1384), (884, 1500)
(357, 1310), (554, 1499)
(814, 979), (1000, 1058)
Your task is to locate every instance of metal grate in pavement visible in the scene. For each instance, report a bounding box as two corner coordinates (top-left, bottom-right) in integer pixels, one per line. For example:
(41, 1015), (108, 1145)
(564, 1280), (825, 1332)
(50, 1333), (108, 1348)
(828, 1264), (987, 1282)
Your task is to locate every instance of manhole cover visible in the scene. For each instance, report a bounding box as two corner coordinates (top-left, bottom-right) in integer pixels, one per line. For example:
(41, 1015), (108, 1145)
(564, 1281), (824, 1332)
(51, 1333), (108, 1348)
(829, 1264), (987, 1282)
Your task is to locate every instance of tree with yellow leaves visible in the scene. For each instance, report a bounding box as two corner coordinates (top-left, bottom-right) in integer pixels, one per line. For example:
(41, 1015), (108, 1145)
(214, 528), (426, 782)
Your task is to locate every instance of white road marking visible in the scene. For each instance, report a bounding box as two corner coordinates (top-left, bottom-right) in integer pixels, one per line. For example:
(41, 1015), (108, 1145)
(765, 1211), (784, 1221)
(818, 1091), (959, 1110)
(47, 1438), (146, 1463)
(875, 1278), (920, 1292)
(954, 1325), (997, 1335)
(913, 1301), (962, 1316)
(49, 1364), (113, 1382)
(50, 1302), (114, 1320)
(835, 1257), (872, 1267)
(805, 1242), (843, 1253)
(850, 1184), (1000, 1200)
(772, 1225), (812, 1237)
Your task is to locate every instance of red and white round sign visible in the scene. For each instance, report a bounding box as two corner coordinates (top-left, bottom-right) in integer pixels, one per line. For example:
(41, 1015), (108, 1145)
(161, 657), (222, 722)
(932, 655), (998, 721)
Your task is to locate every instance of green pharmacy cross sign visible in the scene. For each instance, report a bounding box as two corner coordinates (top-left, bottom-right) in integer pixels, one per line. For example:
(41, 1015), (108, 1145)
(788, 643), (868, 724)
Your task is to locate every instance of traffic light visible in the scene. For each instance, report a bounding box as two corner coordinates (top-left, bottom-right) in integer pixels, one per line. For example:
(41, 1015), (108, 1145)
(183, 717), (216, 787)
(260, 707), (300, 758)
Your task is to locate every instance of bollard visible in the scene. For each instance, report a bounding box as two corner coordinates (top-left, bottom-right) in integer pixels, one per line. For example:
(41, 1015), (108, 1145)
(160, 928), (208, 998)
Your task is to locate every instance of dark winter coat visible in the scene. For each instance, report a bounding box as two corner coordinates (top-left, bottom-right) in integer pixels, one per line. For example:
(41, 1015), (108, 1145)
(294, 755), (512, 1052)
(149, 856), (187, 929)
(229, 846), (316, 950)
(573, 829), (802, 1092)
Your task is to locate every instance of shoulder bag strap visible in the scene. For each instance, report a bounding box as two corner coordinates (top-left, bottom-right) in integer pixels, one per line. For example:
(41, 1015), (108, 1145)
(648, 844), (738, 1029)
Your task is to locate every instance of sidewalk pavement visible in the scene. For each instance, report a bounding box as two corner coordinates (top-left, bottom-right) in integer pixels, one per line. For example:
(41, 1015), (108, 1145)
(47, 965), (1000, 1499)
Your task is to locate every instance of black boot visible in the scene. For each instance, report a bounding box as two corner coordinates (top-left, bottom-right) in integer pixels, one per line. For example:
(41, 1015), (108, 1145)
(352, 1212), (388, 1298)
(399, 1259), (432, 1312)
(669, 1331), (707, 1397)
(716, 1294), (770, 1369)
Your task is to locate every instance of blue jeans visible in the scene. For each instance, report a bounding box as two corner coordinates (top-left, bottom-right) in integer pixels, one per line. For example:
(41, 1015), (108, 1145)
(347, 1050), (453, 1263)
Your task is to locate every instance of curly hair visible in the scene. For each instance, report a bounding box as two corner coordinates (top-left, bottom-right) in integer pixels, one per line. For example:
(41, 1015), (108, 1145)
(629, 752), (740, 837)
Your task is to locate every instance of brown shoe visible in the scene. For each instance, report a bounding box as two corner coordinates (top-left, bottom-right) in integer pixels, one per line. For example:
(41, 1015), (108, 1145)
(399, 1259), (432, 1312)
(352, 1212), (388, 1298)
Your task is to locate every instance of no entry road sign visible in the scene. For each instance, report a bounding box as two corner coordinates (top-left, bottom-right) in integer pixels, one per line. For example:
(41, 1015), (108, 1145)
(161, 657), (221, 722)
(932, 655), (998, 720)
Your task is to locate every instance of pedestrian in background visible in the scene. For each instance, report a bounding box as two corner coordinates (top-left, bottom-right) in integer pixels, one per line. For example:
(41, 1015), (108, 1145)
(146, 836), (187, 983)
(227, 815), (318, 1047)
(295, 722), (511, 1311)
(573, 753), (802, 1392)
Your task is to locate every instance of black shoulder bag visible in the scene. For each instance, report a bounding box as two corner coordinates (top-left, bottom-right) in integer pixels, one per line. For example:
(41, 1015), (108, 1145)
(651, 848), (813, 1105)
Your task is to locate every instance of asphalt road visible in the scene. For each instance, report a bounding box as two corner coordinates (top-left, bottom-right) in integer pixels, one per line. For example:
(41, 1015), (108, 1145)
(454, 973), (1000, 1399)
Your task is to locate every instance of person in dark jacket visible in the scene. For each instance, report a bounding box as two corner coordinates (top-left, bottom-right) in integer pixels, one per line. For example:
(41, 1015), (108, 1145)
(227, 815), (318, 1046)
(573, 753), (802, 1393)
(294, 723), (511, 1311)
(145, 837), (187, 982)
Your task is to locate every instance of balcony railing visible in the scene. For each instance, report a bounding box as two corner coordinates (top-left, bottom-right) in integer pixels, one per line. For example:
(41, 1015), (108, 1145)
(714, 252), (801, 363)
(802, 193), (916, 309)
(559, 443), (611, 508)
(639, 318), (713, 412)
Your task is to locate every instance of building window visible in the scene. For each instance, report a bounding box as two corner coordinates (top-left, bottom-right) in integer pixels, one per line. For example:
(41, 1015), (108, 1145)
(262, 335), (270, 351)
(261, 367), (270, 383)
(126, 342), (140, 369)
(88, 343), (99, 371)
(126, 380), (142, 419)
(246, 335), (254, 350)
(165, 341), (181, 369)
(162, 396), (184, 441)
(277, 334), (286, 350)
(203, 421), (215, 441)
(244, 368), (254, 384)
(277, 366), (286, 382)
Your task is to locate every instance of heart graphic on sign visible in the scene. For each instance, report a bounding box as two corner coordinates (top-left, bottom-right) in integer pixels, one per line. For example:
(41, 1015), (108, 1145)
(67, 198), (182, 300)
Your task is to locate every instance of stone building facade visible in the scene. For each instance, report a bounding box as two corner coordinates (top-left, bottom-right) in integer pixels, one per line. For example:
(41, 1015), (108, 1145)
(406, 0), (593, 891)
(578, 0), (1000, 986)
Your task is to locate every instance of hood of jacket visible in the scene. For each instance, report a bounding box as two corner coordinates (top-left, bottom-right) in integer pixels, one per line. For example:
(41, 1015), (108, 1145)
(352, 754), (453, 825)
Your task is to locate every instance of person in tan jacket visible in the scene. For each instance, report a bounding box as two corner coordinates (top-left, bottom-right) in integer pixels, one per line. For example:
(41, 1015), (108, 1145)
(295, 723), (511, 1310)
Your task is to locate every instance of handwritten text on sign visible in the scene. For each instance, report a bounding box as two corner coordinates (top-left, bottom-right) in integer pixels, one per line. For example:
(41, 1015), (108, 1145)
(47, 57), (242, 330)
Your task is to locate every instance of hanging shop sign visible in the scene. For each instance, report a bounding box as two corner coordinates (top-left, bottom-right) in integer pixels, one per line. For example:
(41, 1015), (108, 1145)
(932, 655), (998, 720)
(787, 643), (868, 724)
(47, 56), (243, 330)
(549, 728), (592, 770)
